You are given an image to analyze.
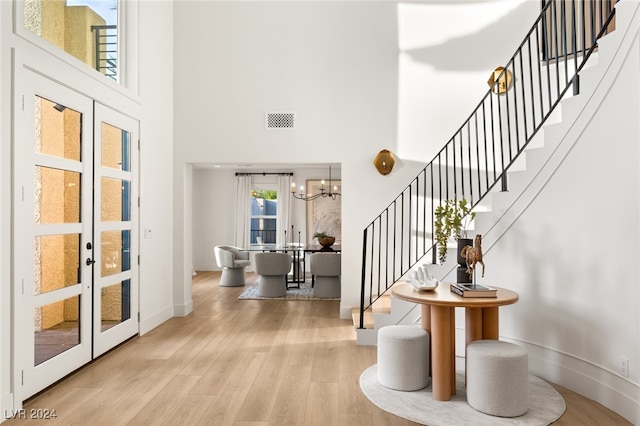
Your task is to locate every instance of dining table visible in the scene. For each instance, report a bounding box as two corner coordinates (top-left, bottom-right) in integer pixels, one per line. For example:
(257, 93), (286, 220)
(246, 243), (341, 287)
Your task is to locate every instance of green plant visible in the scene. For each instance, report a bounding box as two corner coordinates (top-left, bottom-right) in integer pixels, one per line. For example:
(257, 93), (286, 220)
(434, 199), (476, 264)
(251, 190), (277, 200)
(313, 231), (333, 239)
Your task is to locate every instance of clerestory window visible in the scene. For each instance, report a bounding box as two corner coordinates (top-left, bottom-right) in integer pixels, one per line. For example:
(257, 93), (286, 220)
(21, 0), (121, 83)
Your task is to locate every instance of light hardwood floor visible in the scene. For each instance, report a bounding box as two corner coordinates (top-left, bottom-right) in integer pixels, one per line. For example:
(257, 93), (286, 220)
(6, 271), (631, 425)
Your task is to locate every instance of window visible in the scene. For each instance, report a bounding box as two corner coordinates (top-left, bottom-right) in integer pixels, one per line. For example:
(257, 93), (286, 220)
(236, 174), (291, 248)
(250, 189), (278, 245)
(22, 0), (120, 82)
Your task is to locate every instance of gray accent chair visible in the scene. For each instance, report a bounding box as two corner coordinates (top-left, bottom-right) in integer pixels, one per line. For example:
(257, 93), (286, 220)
(309, 253), (341, 298)
(254, 252), (293, 297)
(214, 245), (251, 287)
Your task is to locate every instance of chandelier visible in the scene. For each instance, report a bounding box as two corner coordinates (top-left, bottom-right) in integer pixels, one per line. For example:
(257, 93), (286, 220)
(291, 165), (341, 201)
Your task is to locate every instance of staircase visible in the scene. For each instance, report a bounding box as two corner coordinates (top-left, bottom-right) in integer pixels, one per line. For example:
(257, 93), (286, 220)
(356, 0), (633, 345)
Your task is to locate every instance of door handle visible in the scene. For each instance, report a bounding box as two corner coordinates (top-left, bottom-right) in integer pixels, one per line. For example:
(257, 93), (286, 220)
(86, 258), (96, 266)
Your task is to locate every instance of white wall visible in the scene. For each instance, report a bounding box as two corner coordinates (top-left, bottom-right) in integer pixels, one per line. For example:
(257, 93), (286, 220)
(137, 0), (175, 333)
(193, 169), (235, 271)
(396, 0), (538, 160)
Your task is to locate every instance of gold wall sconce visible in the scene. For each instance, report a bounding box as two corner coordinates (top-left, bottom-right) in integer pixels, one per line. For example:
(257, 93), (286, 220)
(488, 66), (513, 94)
(373, 149), (395, 175)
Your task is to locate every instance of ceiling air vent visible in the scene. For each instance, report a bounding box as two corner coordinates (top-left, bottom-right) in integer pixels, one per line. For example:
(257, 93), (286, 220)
(266, 112), (295, 130)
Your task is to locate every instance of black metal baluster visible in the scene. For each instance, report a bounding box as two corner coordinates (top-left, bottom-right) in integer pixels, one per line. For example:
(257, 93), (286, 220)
(384, 210), (389, 291)
(392, 201), (397, 283)
(511, 60), (521, 153)
(467, 123), (473, 204)
(489, 93), (497, 182)
(552, 1), (561, 101)
(561, 0), (568, 84)
(423, 169), (427, 258)
(482, 101), (489, 189)
(474, 113), (481, 199)
(527, 36), (536, 130)
(518, 49), (528, 142)
(497, 83), (506, 177)
(445, 147), (450, 200)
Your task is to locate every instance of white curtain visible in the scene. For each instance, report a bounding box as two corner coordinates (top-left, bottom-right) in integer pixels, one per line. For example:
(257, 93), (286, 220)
(277, 174), (292, 246)
(234, 175), (252, 248)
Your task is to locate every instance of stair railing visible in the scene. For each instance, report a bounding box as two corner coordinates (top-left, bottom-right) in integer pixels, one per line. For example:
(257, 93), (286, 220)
(359, 0), (618, 329)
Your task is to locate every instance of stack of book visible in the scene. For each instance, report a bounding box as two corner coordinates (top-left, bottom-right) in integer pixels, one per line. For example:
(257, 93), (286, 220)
(450, 282), (497, 298)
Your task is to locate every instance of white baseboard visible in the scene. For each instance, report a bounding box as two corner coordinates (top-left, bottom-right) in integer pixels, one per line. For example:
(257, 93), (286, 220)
(505, 337), (640, 425)
(139, 305), (174, 335)
(173, 300), (193, 318)
(193, 263), (217, 272)
(1, 392), (16, 423)
(340, 304), (352, 320)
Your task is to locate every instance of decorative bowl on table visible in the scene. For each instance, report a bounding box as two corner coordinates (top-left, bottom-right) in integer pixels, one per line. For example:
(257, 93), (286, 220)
(313, 231), (336, 248)
(317, 236), (335, 248)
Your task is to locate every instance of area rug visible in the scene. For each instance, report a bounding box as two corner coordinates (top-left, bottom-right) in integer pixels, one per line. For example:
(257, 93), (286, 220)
(360, 365), (565, 426)
(238, 280), (339, 301)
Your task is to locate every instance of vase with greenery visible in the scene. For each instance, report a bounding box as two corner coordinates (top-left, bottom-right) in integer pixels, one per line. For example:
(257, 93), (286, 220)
(313, 231), (335, 248)
(434, 199), (476, 264)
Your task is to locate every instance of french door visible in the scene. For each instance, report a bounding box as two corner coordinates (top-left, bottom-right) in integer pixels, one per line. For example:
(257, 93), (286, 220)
(14, 69), (139, 399)
(92, 103), (139, 357)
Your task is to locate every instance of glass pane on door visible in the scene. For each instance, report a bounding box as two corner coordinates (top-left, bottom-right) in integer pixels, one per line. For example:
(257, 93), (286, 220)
(101, 280), (131, 332)
(34, 234), (81, 296)
(101, 177), (130, 221)
(35, 167), (81, 224)
(102, 122), (130, 171)
(34, 97), (81, 161)
(101, 230), (131, 278)
(34, 295), (80, 366)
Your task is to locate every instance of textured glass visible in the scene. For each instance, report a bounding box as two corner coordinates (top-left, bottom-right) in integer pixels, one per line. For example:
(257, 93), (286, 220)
(35, 96), (81, 161)
(35, 167), (81, 224)
(34, 234), (80, 295)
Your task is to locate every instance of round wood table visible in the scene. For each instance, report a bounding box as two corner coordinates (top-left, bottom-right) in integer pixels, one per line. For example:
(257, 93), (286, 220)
(391, 282), (519, 401)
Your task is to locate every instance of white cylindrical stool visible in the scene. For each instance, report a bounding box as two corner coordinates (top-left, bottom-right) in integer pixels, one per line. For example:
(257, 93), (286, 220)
(466, 340), (529, 417)
(377, 325), (430, 391)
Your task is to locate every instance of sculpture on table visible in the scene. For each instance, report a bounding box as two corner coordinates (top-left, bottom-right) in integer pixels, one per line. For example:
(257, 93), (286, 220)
(460, 234), (485, 280)
(409, 264), (440, 291)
